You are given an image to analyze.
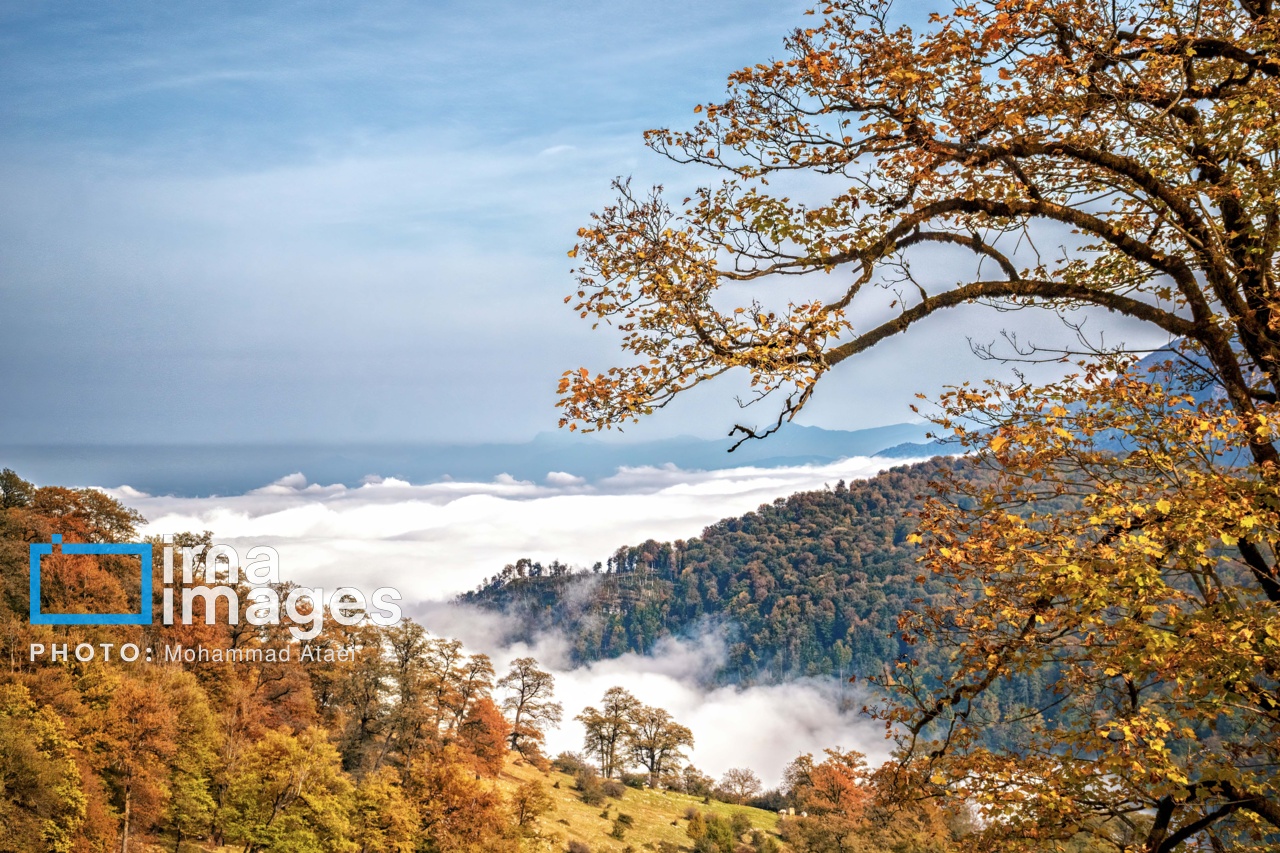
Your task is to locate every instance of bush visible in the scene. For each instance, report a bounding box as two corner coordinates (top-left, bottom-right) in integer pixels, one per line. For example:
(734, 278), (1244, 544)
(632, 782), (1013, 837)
(746, 788), (787, 813)
(621, 772), (648, 789)
(616, 813), (635, 827)
(730, 811), (752, 837)
(601, 778), (626, 799)
(692, 814), (738, 853)
(575, 768), (605, 806)
(610, 820), (627, 840)
(755, 835), (782, 853)
(552, 752), (591, 775)
(567, 842), (591, 853)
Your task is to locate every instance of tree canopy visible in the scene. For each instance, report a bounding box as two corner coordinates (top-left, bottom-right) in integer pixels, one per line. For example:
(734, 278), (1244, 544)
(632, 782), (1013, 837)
(560, 1), (1280, 850)
(560, 0), (1280, 459)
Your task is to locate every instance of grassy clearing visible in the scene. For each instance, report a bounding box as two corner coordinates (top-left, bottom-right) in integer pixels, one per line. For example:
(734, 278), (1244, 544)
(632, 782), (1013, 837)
(500, 754), (788, 852)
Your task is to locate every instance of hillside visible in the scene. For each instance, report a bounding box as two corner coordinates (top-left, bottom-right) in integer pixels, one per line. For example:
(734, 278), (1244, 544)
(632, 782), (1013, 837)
(462, 459), (967, 685)
(499, 754), (787, 853)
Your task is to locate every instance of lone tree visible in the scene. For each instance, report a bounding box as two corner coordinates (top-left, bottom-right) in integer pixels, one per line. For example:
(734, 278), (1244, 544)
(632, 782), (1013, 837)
(719, 767), (763, 805)
(561, 1), (1280, 850)
(577, 686), (640, 779)
(625, 704), (694, 788)
(498, 657), (562, 758)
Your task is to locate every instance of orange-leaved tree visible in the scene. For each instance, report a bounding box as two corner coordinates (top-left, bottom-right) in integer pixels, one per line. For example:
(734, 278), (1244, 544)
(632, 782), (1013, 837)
(559, 1), (1280, 850)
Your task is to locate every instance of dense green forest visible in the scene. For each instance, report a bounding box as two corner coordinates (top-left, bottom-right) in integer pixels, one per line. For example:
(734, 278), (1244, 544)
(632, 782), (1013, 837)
(463, 459), (1027, 689)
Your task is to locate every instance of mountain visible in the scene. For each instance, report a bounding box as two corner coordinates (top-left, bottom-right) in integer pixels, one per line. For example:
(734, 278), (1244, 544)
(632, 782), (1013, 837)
(0, 423), (934, 496)
(463, 458), (968, 683)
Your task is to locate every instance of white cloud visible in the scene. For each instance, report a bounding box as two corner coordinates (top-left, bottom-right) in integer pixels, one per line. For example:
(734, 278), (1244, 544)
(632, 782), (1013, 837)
(122, 455), (924, 599)
(116, 456), (915, 785)
(414, 602), (890, 788)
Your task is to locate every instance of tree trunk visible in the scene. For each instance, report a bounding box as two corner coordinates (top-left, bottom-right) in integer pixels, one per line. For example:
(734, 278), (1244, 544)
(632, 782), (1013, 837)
(120, 787), (131, 853)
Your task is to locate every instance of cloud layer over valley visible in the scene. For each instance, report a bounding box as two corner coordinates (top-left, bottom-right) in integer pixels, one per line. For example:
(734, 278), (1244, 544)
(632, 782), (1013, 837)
(118, 455), (915, 785)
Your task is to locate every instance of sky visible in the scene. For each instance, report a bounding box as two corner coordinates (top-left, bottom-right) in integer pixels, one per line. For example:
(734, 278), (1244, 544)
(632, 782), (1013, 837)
(0, 0), (1172, 445)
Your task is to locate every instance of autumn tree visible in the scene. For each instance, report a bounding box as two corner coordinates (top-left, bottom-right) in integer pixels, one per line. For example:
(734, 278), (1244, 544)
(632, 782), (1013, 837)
(102, 675), (178, 853)
(0, 683), (86, 853)
(560, 0), (1280, 849)
(577, 686), (639, 778)
(497, 657), (562, 759)
(402, 744), (519, 853)
(718, 766), (763, 804)
(457, 696), (511, 777)
(351, 766), (416, 853)
(221, 726), (353, 853)
(156, 669), (221, 853)
(782, 748), (956, 853)
(510, 779), (554, 836)
(625, 703), (693, 788)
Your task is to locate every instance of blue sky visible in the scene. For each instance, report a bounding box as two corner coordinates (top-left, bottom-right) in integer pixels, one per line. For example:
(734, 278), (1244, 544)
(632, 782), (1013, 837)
(0, 1), (1164, 444)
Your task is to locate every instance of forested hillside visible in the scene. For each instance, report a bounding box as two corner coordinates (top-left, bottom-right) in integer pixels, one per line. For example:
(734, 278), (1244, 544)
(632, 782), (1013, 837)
(464, 459), (1046, 697)
(0, 469), (561, 851)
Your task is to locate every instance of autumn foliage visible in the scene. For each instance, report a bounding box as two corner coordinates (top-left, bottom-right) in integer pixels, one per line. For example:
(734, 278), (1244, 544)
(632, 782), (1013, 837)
(0, 471), (559, 852)
(561, 0), (1280, 850)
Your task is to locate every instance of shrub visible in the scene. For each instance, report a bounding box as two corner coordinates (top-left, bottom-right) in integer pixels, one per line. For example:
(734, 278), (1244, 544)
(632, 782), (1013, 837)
(567, 842), (591, 853)
(575, 768), (605, 806)
(745, 788), (787, 813)
(621, 772), (647, 789)
(601, 778), (626, 799)
(552, 752), (590, 775)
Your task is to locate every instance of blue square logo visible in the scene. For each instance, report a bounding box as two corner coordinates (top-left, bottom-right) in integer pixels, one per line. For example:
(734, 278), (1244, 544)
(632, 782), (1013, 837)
(29, 535), (153, 625)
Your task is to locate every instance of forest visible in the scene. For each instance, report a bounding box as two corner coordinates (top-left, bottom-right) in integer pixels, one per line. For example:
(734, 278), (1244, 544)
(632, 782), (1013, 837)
(0, 468), (965, 853)
(464, 459), (971, 683)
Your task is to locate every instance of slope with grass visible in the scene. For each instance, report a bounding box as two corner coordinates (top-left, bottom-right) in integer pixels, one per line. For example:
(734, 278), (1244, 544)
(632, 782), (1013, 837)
(499, 753), (787, 853)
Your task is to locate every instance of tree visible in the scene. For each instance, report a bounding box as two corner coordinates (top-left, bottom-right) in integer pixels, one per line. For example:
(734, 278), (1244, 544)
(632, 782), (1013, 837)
(577, 686), (639, 778)
(103, 675), (178, 853)
(559, 1), (1280, 850)
(157, 669), (221, 853)
(781, 749), (956, 853)
(221, 727), (353, 853)
(0, 683), (86, 853)
(625, 703), (693, 788)
(0, 470), (33, 510)
(718, 767), (762, 804)
(457, 696), (511, 777)
(497, 657), (562, 758)
(873, 362), (1280, 852)
(351, 766), (416, 853)
(402, 744), (518, 853)
(510, 779), (554, 836)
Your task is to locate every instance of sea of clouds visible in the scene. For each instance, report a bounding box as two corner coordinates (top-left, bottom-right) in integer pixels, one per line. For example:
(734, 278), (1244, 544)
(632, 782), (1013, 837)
(114, 455), (917, 786)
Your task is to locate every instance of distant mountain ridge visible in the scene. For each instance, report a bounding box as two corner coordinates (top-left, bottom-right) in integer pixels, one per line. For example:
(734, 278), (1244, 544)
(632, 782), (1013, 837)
(0, 422), (933, 497)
